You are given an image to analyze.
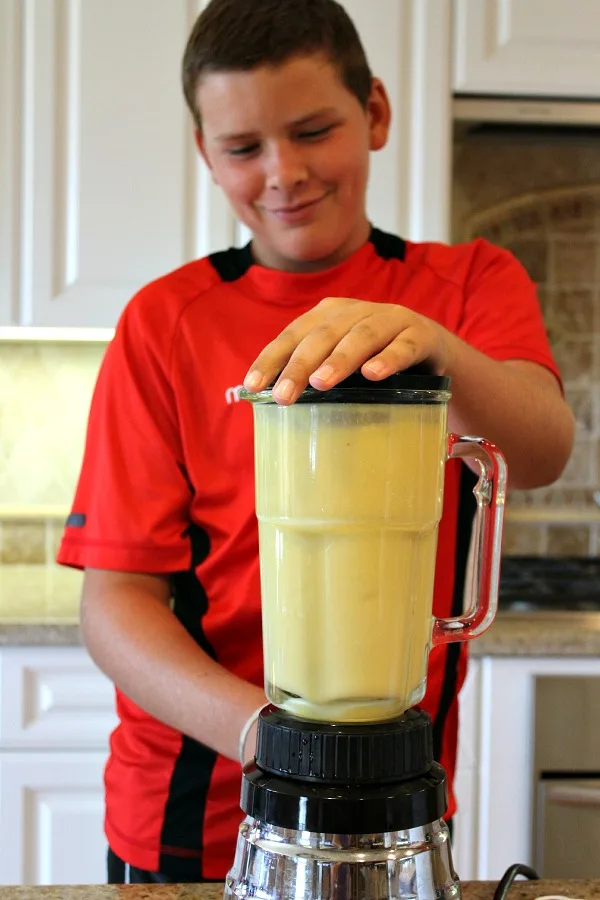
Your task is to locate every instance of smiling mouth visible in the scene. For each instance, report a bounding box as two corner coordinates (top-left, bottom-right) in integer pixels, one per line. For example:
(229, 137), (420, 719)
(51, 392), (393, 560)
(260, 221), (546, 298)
(267, 195), (328, 217)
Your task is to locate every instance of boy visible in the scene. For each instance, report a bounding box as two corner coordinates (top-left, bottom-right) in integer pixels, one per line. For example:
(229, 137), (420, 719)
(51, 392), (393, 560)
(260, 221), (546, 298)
(58, 0), (574, 885)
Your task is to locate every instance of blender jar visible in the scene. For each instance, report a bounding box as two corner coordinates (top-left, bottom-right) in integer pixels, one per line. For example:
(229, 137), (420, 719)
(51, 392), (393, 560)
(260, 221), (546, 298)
(242, 370), (506, 723)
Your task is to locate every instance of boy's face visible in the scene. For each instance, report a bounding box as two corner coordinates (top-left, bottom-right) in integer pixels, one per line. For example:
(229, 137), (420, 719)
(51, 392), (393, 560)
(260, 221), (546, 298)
(195, 54), (390, 272)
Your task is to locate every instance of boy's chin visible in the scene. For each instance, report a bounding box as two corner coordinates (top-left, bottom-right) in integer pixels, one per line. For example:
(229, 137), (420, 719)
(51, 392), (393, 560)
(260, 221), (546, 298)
(273, 229), (353, 268)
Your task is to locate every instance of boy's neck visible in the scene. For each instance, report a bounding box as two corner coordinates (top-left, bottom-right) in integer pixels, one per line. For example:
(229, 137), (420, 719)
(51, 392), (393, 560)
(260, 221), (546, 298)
(250, 218), (372, 274)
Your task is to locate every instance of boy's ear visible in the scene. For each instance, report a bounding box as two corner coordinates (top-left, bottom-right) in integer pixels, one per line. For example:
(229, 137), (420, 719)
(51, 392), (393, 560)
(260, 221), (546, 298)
(367, 78), (391, 152)
(195, 129), (218, 182)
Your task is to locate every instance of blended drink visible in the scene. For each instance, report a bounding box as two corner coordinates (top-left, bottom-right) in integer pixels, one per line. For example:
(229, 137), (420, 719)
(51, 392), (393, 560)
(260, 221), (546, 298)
(253, 398), (448, 722)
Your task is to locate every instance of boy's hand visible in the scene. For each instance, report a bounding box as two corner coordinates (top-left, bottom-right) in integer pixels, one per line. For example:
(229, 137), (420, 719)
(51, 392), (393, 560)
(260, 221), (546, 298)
(243, 297), (450, 405)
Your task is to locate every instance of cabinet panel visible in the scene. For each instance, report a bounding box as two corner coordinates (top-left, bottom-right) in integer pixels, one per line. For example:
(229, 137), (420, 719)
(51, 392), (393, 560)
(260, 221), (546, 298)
(476, 655), (600, 879)
(453, 659), (481, 880)
(10, 0), (236, 328)
(0, 647), (117, 749)
(4, 0), (454, 329)
(343, 0), (452, 242)
(0, 0), (20, 325)
(0, 751), (107, 885)
(453, 0), (600, 97)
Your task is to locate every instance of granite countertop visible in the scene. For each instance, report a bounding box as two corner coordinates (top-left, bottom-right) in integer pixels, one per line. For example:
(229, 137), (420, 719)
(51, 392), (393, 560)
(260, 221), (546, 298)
(0, 881), (598, 900)
(471, 610), (600, 657)
(1, 564), (600, 657)
(0, 564), (82, 645)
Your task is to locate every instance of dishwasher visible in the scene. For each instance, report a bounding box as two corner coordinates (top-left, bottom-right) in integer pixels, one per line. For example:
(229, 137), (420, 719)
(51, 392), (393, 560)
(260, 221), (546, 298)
(533, 675), (600, 877)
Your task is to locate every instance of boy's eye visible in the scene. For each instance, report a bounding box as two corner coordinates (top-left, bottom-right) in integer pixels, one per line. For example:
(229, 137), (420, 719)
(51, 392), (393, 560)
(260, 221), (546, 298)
(298, 125), (333, 140)
(227, 143), (260, 157)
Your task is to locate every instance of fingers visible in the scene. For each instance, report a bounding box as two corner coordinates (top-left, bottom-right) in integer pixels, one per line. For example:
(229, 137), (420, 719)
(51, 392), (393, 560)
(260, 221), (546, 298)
(271, 306), (377, 403)
(244, 298), (364, 400)
(308, 315), (410, 391)
(243, 298), (440, 406)
(360, 326), (426, 380)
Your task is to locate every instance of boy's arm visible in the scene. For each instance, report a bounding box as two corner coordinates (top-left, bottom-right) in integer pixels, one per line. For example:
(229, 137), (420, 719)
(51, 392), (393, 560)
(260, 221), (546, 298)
(81, 569), (265, 762)
(242, 296), (575, 490)
(440, 334), (574, 489)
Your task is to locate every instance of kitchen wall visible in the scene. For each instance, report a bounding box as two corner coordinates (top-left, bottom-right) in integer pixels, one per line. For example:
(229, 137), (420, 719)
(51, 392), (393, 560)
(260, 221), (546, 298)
(0, 342), (106, 564)
(453, 126), (600, 557)
(3, 128), (600, 564)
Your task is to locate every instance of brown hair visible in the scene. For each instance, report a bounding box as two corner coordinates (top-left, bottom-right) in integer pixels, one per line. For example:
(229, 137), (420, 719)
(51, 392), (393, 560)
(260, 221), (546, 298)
(182, 0), (373, 130)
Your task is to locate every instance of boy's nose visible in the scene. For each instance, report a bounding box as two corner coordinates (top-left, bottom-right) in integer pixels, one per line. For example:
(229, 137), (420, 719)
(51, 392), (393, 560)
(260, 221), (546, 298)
(265, 143), (309, 191)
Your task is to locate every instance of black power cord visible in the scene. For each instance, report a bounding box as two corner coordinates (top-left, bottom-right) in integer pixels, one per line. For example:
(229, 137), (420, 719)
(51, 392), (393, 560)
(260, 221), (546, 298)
(492, 863), (541, 900)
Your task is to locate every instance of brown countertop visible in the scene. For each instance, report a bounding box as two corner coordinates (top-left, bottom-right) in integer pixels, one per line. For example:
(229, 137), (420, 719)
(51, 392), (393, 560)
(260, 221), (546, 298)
(0, 565), (81, 645)
(0, 881), (598, 899)
(470, 610), (600, 657)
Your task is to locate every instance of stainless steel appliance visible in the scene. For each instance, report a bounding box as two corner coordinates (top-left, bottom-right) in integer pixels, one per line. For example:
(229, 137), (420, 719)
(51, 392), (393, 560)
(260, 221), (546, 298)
(453, 96), (600, 130)
(225, 369), (507, 900)
(499, 557), (600, 613)
(534, 676), (600, 877)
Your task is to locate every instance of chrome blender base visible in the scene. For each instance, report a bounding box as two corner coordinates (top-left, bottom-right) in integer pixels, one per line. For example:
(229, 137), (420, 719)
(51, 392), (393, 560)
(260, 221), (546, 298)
(224, 817), (461, 900)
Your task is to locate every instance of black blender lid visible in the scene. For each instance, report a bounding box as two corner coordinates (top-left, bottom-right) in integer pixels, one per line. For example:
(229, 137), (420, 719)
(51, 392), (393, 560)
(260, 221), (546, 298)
(295, 363), (450, 403)
(305, 363), (449, 392)
(241, 362), (451, 404)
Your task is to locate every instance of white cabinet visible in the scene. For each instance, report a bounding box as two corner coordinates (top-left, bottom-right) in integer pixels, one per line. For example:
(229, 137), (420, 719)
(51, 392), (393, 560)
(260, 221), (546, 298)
(453, 659), (481, 880)
(457, 654), (600, 880)
(0, 752), (108, 886)
(453, 0), (600, 98)
(341, 0), (453, 243)
(1, 1), (454, 329)
(0, 647), (117, 886)
(0, 0), (239, 329)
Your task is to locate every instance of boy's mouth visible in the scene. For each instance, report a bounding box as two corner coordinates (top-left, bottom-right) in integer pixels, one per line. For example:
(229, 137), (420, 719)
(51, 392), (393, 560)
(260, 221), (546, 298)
(267, 195), (328, 222)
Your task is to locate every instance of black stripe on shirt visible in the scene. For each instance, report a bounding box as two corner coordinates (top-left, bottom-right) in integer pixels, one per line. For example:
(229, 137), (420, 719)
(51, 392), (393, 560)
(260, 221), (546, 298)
(208, 244), (254, 282)
(369, 226), (406, 262)
(432, 464), (478, 762)
(158, 523), (217, 880)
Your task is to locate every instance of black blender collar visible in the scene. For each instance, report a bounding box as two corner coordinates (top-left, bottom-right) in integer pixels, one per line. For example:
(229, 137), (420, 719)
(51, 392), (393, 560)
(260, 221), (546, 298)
(294, 364), (451, 404)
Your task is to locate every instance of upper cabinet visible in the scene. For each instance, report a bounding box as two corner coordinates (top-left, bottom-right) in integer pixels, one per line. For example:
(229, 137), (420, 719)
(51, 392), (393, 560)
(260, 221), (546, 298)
(453, 0), (600, 97)
(341, 1), (453, 246)
(0, 0), (453, 329)
(0, 0), (238, 329)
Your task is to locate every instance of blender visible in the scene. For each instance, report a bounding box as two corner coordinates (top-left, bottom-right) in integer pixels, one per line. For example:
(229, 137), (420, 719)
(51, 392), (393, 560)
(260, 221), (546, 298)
(225, 368), (506, 900)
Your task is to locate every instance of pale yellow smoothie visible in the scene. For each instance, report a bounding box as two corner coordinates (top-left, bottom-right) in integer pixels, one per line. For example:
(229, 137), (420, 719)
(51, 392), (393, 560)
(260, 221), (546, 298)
(254, 400), (448, 723)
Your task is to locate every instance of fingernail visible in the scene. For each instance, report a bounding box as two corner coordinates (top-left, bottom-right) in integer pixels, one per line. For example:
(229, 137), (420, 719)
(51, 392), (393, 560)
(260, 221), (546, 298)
(363, 360), (387, 376)
(312, 364), (335, 383)
(273, 378), (295, 402)
(244, 370), (263, 391)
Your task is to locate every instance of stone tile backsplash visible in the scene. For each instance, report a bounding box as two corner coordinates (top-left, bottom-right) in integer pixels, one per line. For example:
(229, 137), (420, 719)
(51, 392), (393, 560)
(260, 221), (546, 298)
(0, 342), (106, 562)
(453, 127), (600, 556)
(2, 130), (600, 563)
(0, 342), (106, 509)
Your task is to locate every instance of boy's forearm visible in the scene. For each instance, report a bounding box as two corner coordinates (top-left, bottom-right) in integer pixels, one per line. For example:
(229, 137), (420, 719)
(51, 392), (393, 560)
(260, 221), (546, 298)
(81, 570), (265, 762)
(444, 332), (575, 490)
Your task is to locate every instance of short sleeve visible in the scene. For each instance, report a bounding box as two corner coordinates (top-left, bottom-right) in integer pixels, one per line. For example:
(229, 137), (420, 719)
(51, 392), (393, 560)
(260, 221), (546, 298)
(57, 291), (192, 574)
(457, 240), (561, 383)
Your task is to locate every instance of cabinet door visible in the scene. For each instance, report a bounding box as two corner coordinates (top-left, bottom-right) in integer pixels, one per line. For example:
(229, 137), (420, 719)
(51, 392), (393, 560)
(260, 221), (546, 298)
(342, 0), (453, 242)
(0, 751), (108, 885)
(476, 656), (600, 879)
(453, 0), (600, 97)
(0, 1), (20, 325)
(0, 647), (117, 750)
(3, 0), (237, 328)
(453, 659), (481, 880)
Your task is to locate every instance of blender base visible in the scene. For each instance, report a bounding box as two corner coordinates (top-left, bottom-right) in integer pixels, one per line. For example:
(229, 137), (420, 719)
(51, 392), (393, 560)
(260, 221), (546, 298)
(224, 817), (460, 900)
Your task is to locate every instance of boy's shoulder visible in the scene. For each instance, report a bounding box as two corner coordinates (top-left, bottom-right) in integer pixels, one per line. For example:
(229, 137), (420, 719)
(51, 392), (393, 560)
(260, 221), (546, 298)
(404, 236), (517, 289)
(117, 245), (253, 339)
(123, 255), (221, 327)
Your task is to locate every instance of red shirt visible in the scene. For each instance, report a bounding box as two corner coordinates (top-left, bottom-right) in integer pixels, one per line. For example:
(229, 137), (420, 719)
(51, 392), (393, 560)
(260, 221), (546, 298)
(58, 228), (560, 879)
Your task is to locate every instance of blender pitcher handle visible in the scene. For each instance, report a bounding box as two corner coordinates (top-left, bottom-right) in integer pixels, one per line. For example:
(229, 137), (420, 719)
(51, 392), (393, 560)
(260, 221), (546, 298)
(432, 434), (507, 647)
